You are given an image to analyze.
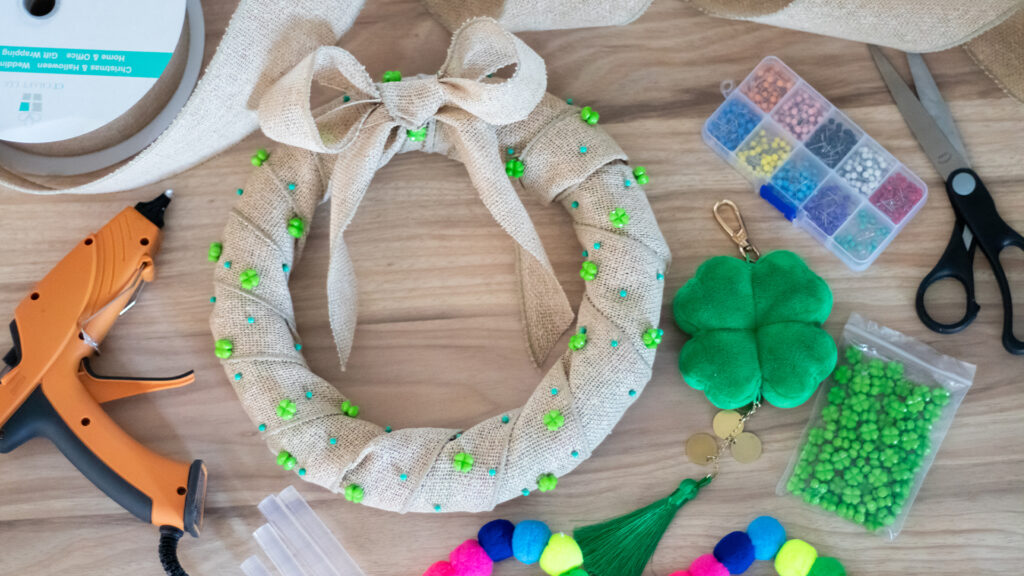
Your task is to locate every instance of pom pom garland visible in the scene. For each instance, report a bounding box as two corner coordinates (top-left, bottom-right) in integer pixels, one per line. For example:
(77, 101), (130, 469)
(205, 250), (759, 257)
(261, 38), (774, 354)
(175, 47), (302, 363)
(774, 540), (817, 576)
(512, 521), (552, 564)
(713, 531), (755, 574)
(747, 516), (787, 560)
(424, 561), (457, 576)
(478, 520), (516, 562)
(689, 554), (729, 576)
(450, 540), (494, 576)
(538, 533), (584, 576)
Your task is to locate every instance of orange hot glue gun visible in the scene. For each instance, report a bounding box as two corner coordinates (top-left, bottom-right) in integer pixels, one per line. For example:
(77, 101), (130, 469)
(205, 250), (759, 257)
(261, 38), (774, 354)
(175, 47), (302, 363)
(0, 191), (205, 575)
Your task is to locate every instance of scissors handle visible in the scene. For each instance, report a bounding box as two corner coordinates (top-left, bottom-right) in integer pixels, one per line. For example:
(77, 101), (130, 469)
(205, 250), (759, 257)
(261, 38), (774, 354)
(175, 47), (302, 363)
(944, 168), (1024, 355)
(916, 215), (979, 334)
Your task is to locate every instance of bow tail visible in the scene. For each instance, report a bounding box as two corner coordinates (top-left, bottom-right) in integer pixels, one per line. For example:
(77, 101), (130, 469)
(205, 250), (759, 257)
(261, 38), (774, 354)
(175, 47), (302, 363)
(326, 121), (402, 369)
(446, 114), (574, 365)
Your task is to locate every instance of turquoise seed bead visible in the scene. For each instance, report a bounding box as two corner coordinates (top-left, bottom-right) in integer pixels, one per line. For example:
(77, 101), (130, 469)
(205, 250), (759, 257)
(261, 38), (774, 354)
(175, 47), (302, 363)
(295, 343), (302, 351)
(610, 340), (618, 347)
(306, 390), (313, 399)
(210, 296), (216, 303)
(434, 504), (441, 512)
(571, 450), (579, 458)
(521, 489), (529, 496)
(501, 414), (510, 424)
(551, 388), (558, 396)
(329, 437), (337, 445)
(400, 473), (408, 481)
(258, 423), (266, 431)
(619, 289), (627, 297)
(628, 389), (637, 397)
(237, 188), (244, 196)
(298, 468), (306, 476)
(594, 242), (601, 249)
(488, 468), (496, 476)
(571, 201), (579, 209)
(234, 373), (242, 381)
(385, 426), (392, 433)
(247, 317), (255, 324)
(287, 182), (296, 191)
(579, 146), (588, 154)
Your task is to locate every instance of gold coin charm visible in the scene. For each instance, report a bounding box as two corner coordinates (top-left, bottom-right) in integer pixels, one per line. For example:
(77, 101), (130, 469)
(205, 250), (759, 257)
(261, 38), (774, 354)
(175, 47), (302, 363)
(686, 433), (719, 466)
(730, 431), (763, 464)
(712, 410), (744, 439)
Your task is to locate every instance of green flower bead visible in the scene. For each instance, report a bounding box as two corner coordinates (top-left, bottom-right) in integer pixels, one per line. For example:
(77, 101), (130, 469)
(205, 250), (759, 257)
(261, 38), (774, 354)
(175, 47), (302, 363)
(452, 452), (474, 473)
(543, 409), (565, 431)
(240, 268), (260, 291)
(845, 346), (863, 365)
(505, 158), (525, 178)
(831, 450), (852, 470)
(867, 358), (885, 376)
(568, 332), (587, 350)
(208, 242), (223, 262)
(808, 428), (825, 444)
(642, 328), (664, 349)
(579, 260), (598, 281)
(931, 387), (951, 406)
(821, 405), (840, 423)
(867, 468), (888, 487)
(382, 70), (402, 83)
(851, 373), (871, 393)
(344, 484), (364, 503)
(537, 473), (558, 492)
(885, 361), (904, 379)
(633, 166), (649, 185)
(814, 462), (834, 481)
(891, 466), (913, 481)
(214, 338), (233, 359)
(881, 426), (900, 445)
(277, 450), (297, 470)
(833, 365), (853, 385)
(407, 126), (428, 141)
(580, 106), (600, 125)
(276, 399), (297, 420)
(609, 207), (630, 228)
(901, 431), (921, 451)
(860, 421), (879, 441)
(848, 394), (871, 413)
(287, 216), (305, 239)
(827, 386), (846, 405)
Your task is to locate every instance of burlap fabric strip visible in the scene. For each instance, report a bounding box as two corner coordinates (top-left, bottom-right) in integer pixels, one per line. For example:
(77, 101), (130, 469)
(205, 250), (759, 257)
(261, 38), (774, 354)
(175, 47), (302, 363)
(210, 18), (671, 513)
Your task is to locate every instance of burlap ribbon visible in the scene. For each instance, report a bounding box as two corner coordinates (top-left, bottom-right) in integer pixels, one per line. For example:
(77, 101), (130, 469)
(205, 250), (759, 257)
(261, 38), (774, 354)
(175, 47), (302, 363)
(257, 19), (573, 367)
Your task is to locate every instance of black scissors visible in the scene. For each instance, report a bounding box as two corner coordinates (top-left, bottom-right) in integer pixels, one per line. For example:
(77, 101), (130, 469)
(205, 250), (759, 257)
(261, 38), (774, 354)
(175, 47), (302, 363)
(870, 46), (1024, 355)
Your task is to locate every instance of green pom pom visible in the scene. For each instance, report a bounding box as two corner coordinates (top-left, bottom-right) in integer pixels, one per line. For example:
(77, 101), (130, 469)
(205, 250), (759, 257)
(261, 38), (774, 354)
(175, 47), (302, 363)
(344, 484), (364, 503)
(208, 242), (222, 262)
(673, 251), (836, 409)
(506, 158), (525, 178)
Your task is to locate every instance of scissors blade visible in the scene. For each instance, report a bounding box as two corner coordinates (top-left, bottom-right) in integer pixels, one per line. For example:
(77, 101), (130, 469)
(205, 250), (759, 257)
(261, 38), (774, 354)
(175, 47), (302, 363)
(868, 45), (970, 180)
(907, 53), (969, 162)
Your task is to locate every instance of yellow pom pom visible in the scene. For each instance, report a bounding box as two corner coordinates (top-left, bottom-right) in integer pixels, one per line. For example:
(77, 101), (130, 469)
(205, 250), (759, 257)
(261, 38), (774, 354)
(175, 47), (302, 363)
(538, 533), (583, 576)
(775, 539), (818, 576)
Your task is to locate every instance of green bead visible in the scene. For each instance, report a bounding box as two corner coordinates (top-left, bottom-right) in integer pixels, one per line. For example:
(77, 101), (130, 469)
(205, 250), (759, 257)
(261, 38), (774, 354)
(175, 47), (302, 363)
(276, 398), (297, 420)
(287, 216), (305, 238)
(344, 484), (364, 503)
(505, 158), (525, 178)
(568, 332), (587, 350)
(845, 346), (863, 365)
(537, 473), (558, 492)
(214, 338), (233, 359)
(580, 106), (599, 125)
(543, 409), (565, 431)
(642, 328), (663, 349)
(407, 126), (428, 141)
(609, 207), (630, 228)
(255, 148), (269, 161)
(251, 156), (263, 167)
(833, 365), (852, 385)
(382, 70), (402, 83)
(208, 242), (223, 262)
(632, 166), (648, 186)
(827, 386), (846, 404)
(240, 268), (260, 291)
(579, 260), (598, 281)
(340, 400), (359, 417)
(277, 450), (295, 469)
(453, 452), (474, 472)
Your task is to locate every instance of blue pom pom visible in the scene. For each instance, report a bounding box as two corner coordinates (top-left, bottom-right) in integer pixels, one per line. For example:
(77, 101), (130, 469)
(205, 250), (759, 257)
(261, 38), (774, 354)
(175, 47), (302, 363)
(747, 516), (787, 561)
(511, 520), (551, 564)
(478, 519), (515, 562)
(713, 531), (755, 574)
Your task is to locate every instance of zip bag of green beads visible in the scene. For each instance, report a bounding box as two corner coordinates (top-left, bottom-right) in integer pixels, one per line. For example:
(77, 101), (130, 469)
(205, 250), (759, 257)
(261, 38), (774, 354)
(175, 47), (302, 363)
(777, 313), (975, 540)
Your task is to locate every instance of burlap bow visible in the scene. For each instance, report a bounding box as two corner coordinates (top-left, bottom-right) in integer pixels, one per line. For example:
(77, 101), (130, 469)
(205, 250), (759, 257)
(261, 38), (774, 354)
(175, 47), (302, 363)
(257, 18), (573, 368)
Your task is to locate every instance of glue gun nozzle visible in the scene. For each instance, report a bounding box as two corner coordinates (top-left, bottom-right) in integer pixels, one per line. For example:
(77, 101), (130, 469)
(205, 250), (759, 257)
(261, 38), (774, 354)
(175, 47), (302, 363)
(134, 190), (173, 229)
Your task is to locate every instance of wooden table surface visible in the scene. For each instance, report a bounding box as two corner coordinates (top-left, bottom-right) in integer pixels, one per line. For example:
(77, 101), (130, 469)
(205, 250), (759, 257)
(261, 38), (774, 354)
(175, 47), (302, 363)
(2, 1), (1022, 574)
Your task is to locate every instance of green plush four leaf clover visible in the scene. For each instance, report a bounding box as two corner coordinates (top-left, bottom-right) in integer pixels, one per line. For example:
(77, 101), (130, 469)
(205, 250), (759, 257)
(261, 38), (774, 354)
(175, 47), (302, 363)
(672, 250), (837, 409)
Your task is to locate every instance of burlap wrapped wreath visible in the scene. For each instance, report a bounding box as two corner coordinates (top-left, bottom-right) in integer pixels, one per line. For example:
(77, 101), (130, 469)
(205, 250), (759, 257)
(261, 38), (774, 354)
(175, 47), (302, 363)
(209, 18), (670, 513)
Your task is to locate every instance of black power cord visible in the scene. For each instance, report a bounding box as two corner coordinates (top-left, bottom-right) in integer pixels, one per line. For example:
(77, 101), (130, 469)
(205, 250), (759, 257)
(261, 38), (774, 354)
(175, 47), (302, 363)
(158, 526), (190, 576)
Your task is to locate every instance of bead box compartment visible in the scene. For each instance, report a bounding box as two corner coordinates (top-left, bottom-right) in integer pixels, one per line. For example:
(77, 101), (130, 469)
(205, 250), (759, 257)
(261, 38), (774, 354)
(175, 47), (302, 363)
(702, 56), (928, 271)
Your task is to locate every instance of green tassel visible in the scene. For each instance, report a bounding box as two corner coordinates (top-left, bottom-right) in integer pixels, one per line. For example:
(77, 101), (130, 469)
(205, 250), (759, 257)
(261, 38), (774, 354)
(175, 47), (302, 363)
(574, 477), (710, 576)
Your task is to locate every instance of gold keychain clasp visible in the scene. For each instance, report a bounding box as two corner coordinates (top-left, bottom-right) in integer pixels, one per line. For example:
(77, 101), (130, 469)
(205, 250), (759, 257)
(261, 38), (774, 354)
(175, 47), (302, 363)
(713, 200), (760, 262)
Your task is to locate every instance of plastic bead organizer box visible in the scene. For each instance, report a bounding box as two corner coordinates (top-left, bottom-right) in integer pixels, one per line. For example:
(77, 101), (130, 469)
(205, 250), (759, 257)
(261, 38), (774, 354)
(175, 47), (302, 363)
(703, 57), (929, 271)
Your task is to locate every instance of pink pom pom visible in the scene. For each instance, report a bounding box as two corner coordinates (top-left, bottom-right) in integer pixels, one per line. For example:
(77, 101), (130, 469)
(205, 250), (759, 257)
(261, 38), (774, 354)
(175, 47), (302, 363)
(423, 561), (457, 576)
(690, 554), (729, 576)
(668, 572), (693, 576)
(450, 539), (494, 576)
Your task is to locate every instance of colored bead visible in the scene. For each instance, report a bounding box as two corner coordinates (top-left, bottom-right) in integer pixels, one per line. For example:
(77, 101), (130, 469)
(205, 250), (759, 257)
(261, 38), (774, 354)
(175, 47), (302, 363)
(343, 95), (351, 102)
(247, 317), (255, 324)
(522, 488), (530, 495)
(423, 561), (456, 576)
(382, 70), (402, 83)
(344, 484), (364, 503)
(707, 98), (760, 151)
(624, 179), (632, 187)
(258, 423), (266, 431)
(568, 332), (587, 351)
(543, 409), (565, 431)
(385, 426), (392, 433)
(339, 400), (359, 417)
(619, 289), (628, 297)
(234, 373), (242, 381)
(276, 450), (297, 470)
(294, 343), (302, 351)
(251, 148), (269, 166)
(287, 216), (305, 238)
(633, 166), (649, 185)
(742, 60), (795, 112)
(571, 450), (579, 458)
(551, 388), (558, 396)
(224, 261), (232, 269)
(478, 520), (515, 562)
(537, 473), (558, 492)
(505, 158), (525, 178)
(566, 98), (573, 104)
(240, 269), (260, 290)
(609, 207), (630, 228)
(657, 272), (664, 280)
(582, 250), (588, 257)
(610, 340), (618, 347)
(287, 182), (297, 191)
(434, 504), (442, 512)
(735, 128), (793, 179)
(628, 389), (637, 397)
(208, 242), (222, 262)
(579, 146), (588, 154)
(593, 242), (601, 249)
(236, 188), (244, 196)
(453, 452), (474, 473)
(407, 126), (428, 141)
(305, 390), (313, 399)
(642, 328), (663, 349)
(210, 296), (216, 303)
(511, 520), (551, 564)
(870, 171), (924, 224)
(747, 516), (786, 560)
(298, 468), (306, 476)
(689, 554), (729, 576)
(488, 468), (496, 476)
(539, 533), (583, 576)
(283, 263), (290, 272)
(580, 106), (600, 125)
(579, 261), (598, 281)
(450, 540), (493, 576)
(775, 540), (817, 576)
(399, 473), (408, 481)
(507, 148), (515, 155)
(276, 399), (297, 420)
(329, 437), (337, 445)
(214, 339), (233, 359)
(571, 201), (579, 209)
(501, 414), (510, 424)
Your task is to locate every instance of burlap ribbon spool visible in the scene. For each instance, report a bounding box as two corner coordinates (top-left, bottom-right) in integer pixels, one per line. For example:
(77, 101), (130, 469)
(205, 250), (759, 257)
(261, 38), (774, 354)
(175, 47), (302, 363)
(211, 18), (671, 513)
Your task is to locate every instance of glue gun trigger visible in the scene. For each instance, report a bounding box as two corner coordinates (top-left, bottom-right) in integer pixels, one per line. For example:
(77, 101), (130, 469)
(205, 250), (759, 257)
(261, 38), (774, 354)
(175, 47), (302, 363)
(78, 358), (195, 404)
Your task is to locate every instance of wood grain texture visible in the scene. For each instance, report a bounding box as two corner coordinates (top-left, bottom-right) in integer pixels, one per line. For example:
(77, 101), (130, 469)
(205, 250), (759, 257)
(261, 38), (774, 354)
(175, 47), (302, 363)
(1, 1), (1023, 574)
